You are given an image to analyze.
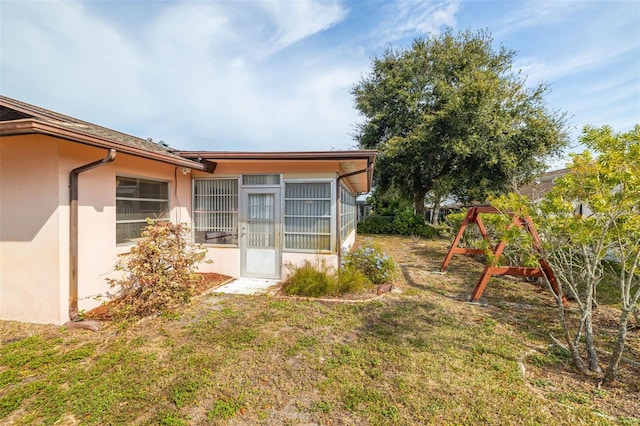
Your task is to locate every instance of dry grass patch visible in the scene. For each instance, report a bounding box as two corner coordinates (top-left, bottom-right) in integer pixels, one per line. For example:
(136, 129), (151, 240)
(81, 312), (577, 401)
(1, 236), (638, 425)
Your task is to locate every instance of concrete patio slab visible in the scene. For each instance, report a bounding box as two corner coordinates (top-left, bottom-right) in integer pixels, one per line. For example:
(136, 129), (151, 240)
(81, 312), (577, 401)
(213, 278), (280, 295)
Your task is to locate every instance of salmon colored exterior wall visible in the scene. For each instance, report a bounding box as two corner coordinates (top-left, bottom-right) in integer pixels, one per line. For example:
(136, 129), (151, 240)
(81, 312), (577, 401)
(1, 135), (361, 324)
(0, 134), (193, 324)
(1, 135), (64, 323)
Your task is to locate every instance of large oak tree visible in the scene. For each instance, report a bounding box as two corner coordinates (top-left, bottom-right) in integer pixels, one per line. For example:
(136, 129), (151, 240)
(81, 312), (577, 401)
(352, 29), (569, 215)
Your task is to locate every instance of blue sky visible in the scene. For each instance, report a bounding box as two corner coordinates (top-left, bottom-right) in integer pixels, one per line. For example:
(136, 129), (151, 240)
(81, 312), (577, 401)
(1, 0), (638, 167)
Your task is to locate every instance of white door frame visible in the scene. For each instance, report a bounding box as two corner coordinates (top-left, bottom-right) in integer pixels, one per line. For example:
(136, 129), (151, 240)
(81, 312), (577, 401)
(240, 187), (281, 279)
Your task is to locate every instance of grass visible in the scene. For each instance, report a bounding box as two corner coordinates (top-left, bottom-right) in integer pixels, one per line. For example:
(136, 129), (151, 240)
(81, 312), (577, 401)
(0, 235), (638, 425)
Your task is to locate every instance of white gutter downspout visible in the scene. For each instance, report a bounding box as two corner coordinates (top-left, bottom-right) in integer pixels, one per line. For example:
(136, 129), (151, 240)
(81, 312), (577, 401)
(68, 149), (116, 323)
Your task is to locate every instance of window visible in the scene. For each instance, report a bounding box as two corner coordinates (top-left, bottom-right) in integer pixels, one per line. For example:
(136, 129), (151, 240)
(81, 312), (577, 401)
(242, 174), (280, 186)
(247, 193), (275, 248)
(340, 185), (356, 241)
(116, 176), (169, 244)
(193, 178), (239, 245)
(284, 182), (332, 251)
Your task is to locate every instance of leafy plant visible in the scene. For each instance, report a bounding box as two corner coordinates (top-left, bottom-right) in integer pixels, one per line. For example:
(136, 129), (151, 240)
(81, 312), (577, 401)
(336, 266), (372, 294)
(342, 239), (395, 285)
(391, 209), (437, 238)
(358, 210), (438, 238)
(282, 242), (393, 297)
(106, 220), (207, 321)
(357, 215), (395, 235)
(492, 124), (640, 384)
(282, 260), (338, 297)
(353, 28), (568, 214)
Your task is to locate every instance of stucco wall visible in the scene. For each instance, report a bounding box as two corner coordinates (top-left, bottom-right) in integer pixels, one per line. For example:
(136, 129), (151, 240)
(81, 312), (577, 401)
(342, 229), (357, 251)
(1, 135), (63, 323)
(0, 135), (194, 324)
(199, 247), (241, 277)
(1, 138), (361, 323)
(68, 143), (194, 318)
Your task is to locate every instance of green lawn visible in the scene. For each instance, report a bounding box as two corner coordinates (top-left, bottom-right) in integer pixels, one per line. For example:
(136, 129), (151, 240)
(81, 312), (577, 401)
(1, 236), (638, 425)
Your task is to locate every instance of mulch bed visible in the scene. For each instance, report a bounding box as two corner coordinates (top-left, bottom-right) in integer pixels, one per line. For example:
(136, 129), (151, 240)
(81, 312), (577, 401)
(83, 273), (231, 321)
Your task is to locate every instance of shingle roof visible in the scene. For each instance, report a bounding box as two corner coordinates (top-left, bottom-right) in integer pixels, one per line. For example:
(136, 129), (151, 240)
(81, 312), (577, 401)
(518, 168), (570, 200)
(0, 95), (207, 170)
(0, 95), (375, 181)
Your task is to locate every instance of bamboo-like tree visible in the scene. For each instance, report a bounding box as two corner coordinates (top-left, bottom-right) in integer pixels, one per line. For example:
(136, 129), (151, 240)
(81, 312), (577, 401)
(493, 124), (640, 384)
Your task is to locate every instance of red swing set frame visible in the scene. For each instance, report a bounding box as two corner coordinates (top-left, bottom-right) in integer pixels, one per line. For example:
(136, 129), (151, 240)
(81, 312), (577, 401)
(440, 206), (568, 307)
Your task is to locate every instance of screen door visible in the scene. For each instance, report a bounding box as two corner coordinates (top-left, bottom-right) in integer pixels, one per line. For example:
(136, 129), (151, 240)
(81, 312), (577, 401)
(240, 188), (281, 278)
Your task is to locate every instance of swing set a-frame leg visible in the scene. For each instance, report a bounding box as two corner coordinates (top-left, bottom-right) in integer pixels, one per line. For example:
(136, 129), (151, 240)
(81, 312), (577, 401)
(441, 207), (493, 272)
(440, 209), (473, 272)
(442, 207), (569, 307)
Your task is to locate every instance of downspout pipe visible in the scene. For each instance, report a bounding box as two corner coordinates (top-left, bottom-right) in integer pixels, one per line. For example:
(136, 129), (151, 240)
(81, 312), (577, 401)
(336, 166), (371, 267)
(69, 149), (116, 321)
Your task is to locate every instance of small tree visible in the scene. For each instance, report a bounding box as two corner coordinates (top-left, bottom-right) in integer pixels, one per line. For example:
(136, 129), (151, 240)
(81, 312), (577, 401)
(107, 220), (207, 320)
(493, 124), (639, 384)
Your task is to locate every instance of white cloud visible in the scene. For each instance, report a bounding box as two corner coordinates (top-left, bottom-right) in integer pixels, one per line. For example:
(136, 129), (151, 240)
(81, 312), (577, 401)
(515, 42), (637, 84)
(260, 0), (348, 52)
(1, 0), (636, 155)
(0, 0), (360, 151)
(376, 0), (460, 42)
(0, 1), (151, 124)
(493, 0), (580, 38)
(128, 1), (357, 150)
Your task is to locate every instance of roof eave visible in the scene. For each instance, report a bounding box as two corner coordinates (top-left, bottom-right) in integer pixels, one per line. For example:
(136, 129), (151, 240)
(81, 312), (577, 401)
(0, 119), (208, 171)
(180, 150), (376, 193)
(178, 150), (377, 162)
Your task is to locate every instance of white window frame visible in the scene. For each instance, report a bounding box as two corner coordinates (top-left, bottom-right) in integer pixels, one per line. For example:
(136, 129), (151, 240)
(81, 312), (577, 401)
(192, 177), (240, 246)
(116, 175), (170, 245)
(283, 179), (335, 253)
(241, 174), (282, 187)
(340, 184), (356, 241)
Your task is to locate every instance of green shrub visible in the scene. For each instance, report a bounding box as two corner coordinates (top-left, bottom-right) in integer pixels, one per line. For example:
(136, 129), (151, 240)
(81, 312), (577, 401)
(357, 215), (395, 234)
(283, 240), (395, 297)
(358, 211), (438, 238)
(283, 258), (376, 297)
(444, 212), (466, 231)
(282, 260), (337, 297)
(336, 267), (373, 294)
(341, 239), (395, 284)
(391, 210), (437, 237)
(106, 220), (207, 321)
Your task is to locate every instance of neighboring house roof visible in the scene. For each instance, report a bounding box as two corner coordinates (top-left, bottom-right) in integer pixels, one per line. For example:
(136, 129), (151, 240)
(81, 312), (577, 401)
(0, 95), (211, 171)
(518, 168), (570, 200)
(179, 150), (377, 193)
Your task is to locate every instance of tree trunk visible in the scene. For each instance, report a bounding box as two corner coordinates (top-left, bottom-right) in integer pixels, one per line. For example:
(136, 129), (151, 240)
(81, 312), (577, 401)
(431, 192), (442, 225)
(584, 300), (602, 373)
(604, 308), (630, 384)
(582, 274), (601, 373)
(554, 288), (591, 375)
(414, 189), (426, 217)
